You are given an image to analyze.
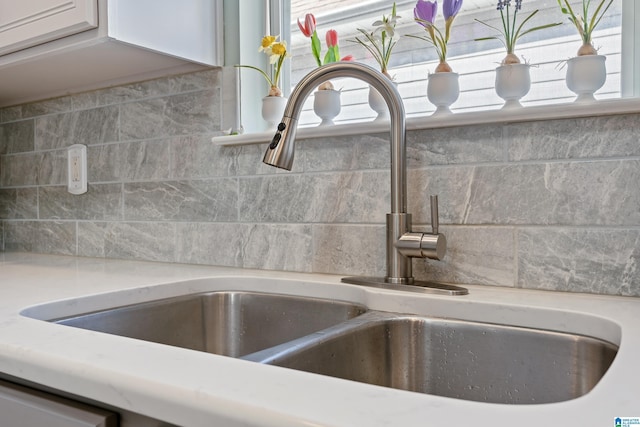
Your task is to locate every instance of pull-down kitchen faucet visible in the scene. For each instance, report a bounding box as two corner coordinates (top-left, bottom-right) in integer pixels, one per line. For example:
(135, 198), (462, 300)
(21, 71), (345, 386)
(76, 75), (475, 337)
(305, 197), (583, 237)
(263, 62), (467, 295)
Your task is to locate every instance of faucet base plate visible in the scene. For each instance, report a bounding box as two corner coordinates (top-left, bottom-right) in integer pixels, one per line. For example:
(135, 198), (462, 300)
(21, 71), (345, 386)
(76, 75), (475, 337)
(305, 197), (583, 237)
(341, 276), (468, 296)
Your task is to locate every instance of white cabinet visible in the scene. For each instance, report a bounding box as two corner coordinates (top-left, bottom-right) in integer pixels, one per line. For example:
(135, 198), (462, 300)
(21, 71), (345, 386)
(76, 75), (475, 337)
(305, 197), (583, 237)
(0, 0), (98, 56)
(0, 0), (223, 107)
(0, 379), (117, 426)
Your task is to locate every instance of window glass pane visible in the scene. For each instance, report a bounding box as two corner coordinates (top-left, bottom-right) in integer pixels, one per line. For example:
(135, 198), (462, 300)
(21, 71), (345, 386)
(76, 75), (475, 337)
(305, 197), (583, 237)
(290, 0), (622, 126)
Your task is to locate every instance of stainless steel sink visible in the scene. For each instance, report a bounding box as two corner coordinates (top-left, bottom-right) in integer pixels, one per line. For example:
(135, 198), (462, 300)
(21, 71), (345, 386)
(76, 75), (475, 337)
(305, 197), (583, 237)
(52, 291), (367, 357)
(49, 290), (617, 405)
(249, 311), (617, 404)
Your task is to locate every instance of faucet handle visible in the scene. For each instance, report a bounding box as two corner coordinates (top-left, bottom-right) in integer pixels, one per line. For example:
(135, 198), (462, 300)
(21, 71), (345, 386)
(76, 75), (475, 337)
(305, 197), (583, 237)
(421, 194), (446, 260)
(430, 195), (440, 235)
(396, 194), (446, 260)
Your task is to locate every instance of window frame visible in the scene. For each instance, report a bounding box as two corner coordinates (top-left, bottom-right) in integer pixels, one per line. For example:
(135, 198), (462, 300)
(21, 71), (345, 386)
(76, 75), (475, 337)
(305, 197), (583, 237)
(227, 0), (639, 134)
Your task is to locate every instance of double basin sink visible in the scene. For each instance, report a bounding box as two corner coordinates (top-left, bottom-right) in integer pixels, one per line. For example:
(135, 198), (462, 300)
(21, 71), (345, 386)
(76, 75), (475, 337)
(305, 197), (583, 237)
(47, 289), (618, 405)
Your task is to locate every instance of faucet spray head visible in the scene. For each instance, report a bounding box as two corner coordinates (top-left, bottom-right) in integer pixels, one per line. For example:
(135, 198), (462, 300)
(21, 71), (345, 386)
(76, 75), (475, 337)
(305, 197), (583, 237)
(263, 116), (298, 170)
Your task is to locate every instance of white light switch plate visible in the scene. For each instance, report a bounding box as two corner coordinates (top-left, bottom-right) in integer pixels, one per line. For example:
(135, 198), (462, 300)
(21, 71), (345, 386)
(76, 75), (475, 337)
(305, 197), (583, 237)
(67, 144), (87, 195)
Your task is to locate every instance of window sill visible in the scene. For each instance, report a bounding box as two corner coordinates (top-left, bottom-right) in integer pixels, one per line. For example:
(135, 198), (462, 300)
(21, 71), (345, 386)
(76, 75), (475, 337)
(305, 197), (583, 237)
(211, 98), (640, 147)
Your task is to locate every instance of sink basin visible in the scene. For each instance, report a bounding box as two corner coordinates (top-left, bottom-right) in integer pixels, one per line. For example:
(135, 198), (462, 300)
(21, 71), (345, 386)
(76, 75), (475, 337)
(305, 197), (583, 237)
(52, 291), (367, 357)
(45, 285), (617, 405)
(256, 311), (618, 404)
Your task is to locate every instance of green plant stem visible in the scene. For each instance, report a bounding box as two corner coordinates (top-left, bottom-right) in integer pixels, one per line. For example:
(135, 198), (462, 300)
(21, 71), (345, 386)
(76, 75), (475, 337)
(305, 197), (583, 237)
(235, 65), (274, 88)
(476, 6), (561, 55)
(408, 19), (449, 64)
(311, 31), (322, 67)
(558, 0), (614, 45)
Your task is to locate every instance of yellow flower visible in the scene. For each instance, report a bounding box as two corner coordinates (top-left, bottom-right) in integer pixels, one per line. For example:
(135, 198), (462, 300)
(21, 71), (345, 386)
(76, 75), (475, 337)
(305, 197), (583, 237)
(268, 41), (287, 64)
(237, 34), (290, 95)
(259, 35), (277, 52)
(270, 41), (287, 56)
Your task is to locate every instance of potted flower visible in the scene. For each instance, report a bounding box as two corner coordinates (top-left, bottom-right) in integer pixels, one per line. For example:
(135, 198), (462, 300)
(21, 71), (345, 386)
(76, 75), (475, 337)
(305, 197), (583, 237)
(475, 0), (561, 108)
(298, 13), (352, 125)
(353, 2), (400, 79)
(410, 0), (463, 114)
(558, 0), (614, 102)
(352, 2), (401, 120)
(236, 35), (289, 128)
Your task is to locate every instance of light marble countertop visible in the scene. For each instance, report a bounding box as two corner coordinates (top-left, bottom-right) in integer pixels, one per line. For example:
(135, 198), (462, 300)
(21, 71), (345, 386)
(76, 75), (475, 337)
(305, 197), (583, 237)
(1, 252), (639, 427)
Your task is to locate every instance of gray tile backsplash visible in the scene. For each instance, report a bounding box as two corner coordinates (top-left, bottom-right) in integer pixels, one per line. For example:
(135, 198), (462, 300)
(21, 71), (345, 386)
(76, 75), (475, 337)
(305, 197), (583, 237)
(1, 68), (639, 296)
(35, 105), (119, 150)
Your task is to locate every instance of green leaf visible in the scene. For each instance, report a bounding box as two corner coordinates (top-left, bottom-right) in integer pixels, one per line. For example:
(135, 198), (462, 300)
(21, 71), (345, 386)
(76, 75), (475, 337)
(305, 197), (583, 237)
(311, 31), (322, 67)
(324, 46), (338, 64)
(517, 22), (563, 40)
(234, 65), (273, 88)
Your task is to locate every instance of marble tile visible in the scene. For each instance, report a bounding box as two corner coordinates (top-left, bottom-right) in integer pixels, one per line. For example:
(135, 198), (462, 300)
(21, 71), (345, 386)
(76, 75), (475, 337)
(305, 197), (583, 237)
(297, 133), (390, 172)
(3, 220), (76, 255)
(234, 144), (283, 176)
(39, 184), (123, 220)
(20, 96), (74, 119)
(177, 222), (313, 271)
(69, 92), (103, 111)
(170, 135), (239, 179)
(176, 222), (243, 267)
(120, 90), (221, 141)
(37, 150), (67, 186)
(239, 171), (389, 223)
(96, 69), (222, 106)
(124, 179), (238, 222)
(518, 228), (640, 296)
(1, 106), (23, 123)
(407, 125), (505, 166)
(2, 149), (76, 187)
(413, 225), (516, 287)
(0, 153), (40, 187)
(2, 66), (640, 300)
(311, 224), (515, 286)
(0, 120), (34, 154)
(77, 221), (176, 262)
(507, 114), (640, 161)
(409, 160), (640, 226)
(86, 144), (118, 183)
(242, 224), (313, 272)
(0, 188), (38, 219)
(407, 166), (475, 224)
(35, 106), (119, 150)
(312, 224), (386, 277)
(88, 140), (171, 183)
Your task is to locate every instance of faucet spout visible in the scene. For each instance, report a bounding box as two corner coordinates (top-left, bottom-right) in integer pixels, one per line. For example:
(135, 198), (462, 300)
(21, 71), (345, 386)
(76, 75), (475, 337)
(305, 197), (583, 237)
(263, 62), (462, 293)
(263, 62), (406, 214)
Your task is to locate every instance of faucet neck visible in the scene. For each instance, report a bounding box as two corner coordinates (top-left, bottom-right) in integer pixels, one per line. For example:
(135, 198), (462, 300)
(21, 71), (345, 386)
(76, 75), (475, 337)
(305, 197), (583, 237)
(263, 62), (407, 214)
(261, 61), (441, 285)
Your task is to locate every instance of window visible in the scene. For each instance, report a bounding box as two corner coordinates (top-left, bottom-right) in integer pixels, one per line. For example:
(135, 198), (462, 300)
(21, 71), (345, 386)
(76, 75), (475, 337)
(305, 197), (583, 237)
(287, 0), (623, 126)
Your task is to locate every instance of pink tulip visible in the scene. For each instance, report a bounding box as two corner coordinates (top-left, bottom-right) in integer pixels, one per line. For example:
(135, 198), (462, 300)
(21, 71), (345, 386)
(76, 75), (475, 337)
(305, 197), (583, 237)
(341, 55), (354, 61)
(326, 29), (338, 48)
(297, 13), (316, 37)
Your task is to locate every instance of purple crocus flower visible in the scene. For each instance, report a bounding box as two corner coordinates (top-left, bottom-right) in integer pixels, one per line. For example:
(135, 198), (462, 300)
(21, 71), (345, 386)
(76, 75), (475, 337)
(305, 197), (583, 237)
(443, 0), (463, 20)
(414, 0), (437, 26)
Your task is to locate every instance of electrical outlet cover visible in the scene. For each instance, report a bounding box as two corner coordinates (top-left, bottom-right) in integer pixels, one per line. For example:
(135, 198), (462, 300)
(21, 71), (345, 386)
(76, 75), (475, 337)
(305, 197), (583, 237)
(67, 144), (87, 195)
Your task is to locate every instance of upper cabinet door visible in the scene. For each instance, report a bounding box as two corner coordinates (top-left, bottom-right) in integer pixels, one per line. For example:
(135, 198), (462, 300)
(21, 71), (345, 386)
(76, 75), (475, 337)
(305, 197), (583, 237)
(0, 0), (98, 56)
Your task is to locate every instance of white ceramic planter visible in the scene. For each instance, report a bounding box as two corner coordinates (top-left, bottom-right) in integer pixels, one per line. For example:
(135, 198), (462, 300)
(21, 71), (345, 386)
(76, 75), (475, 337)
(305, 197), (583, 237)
(313, 89), (341, 126)
(261, 96), (287, 129)
(427, 72), (459, 115)
(368, 86), (388, 121)
(566, 55), (606, 103)
(495, 64), (530, 109)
